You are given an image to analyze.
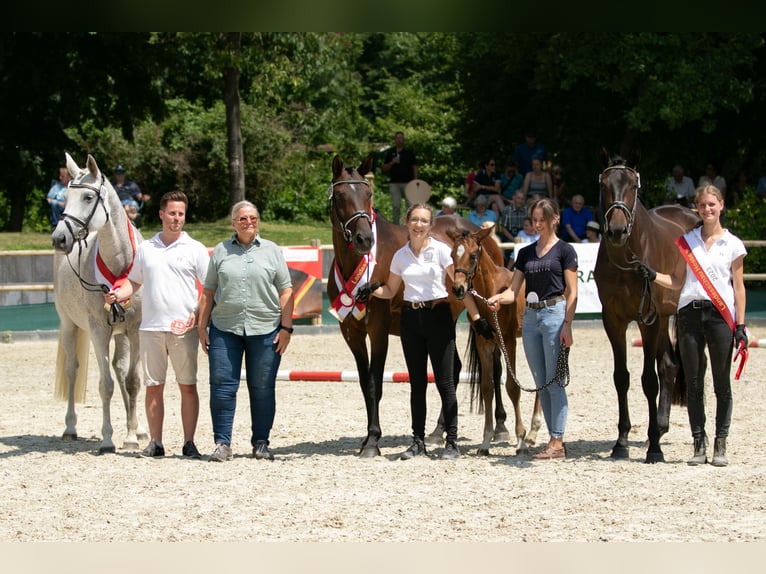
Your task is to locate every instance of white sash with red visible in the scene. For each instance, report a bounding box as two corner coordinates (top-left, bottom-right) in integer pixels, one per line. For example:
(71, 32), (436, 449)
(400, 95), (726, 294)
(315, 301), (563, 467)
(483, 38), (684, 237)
(676, 231), (748, 379)
(329, 219), (378, 322)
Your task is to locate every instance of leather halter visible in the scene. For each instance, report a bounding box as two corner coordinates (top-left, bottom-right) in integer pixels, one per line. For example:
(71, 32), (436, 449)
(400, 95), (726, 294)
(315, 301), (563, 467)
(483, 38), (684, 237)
(599, 164), (641, 238)
(453, 241), (482, 289)
(328, 178), (373, 243)
(61, 173), (110, 243)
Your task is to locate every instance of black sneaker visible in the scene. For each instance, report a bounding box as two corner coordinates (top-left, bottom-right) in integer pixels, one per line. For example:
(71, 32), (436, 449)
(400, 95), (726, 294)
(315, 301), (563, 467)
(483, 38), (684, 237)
(400, 438), (427, 460)
(253, 440), (274, 461)
(139, 440), (165, 458)
(182, 440), (202, 459)
(441, 441), (460, 460)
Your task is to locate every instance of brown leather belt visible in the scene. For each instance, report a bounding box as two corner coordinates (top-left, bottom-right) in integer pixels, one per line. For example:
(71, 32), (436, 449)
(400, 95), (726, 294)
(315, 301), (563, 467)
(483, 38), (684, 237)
(526, 295), (565, 309)
(402, 298), (449, 310)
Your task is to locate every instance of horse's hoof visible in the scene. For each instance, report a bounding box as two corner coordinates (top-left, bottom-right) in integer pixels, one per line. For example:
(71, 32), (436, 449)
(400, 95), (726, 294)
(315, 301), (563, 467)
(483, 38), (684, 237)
(645, 451), (665, 464)
(492, 431), (511, 443)
(122, 441), (139, 451)
(137, 432), (149, 442)
(98, 445), (116, 455)
(425, 433), (444, 447)
(476, 448), (490, 456)
(359, 445), (381, 458)
(62, 433), (78, 441)
(610, 445), (630, 459)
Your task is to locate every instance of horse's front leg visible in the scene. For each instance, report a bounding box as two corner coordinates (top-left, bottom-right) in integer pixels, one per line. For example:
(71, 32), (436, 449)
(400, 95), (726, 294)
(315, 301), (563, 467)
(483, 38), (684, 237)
(655, 320), (677, 439)
(91, 326), (116, 454)
(492, 349), (511, 442)
(60, 325), (80, 441)
(604, 318), (632, 459)
(640, 323), (665, 464)
(345, 322), (384, 458)
(476, 344), (496, 456)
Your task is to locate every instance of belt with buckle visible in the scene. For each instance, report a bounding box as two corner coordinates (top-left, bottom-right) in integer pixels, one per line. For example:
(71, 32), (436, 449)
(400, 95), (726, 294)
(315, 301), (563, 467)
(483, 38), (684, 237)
(403, 298), (449, 310)
(690, 300), (713, 310)
(527, 295), (565, 309)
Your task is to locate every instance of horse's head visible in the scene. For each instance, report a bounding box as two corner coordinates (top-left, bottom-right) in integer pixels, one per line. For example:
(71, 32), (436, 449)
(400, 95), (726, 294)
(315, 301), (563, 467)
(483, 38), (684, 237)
(329, 155), (375, 255)
(52, 153), (116, 254)
(447, 226), (491, 299)
(598, 146), (642, 247)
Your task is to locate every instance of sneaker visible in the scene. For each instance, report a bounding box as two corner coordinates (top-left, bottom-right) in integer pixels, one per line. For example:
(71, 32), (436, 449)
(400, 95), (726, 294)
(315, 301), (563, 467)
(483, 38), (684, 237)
(140, 440), (165, 458)
(399, 438), (427, 460)
(441, 441), (460, 459)
(253, 440), (275, 461)
(209, 442), (233, 462)
(182, 440), (202, 460)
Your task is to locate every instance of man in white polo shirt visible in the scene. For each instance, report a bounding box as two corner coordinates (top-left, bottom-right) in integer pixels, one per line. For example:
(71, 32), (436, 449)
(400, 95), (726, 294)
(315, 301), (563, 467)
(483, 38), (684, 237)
(105, 191), (210, 459)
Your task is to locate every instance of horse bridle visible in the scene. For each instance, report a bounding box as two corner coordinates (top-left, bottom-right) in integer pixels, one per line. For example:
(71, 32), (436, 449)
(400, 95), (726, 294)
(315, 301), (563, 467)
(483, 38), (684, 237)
(453, 241), (482, 289)
(328, 178), (373, 243)
(61, 173), (110, 244)
(599, 164), (657, 325)
(599, 164), (641, 238)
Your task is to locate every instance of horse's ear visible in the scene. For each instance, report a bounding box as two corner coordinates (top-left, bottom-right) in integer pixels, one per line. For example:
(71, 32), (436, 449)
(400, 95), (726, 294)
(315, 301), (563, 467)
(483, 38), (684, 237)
(359, 155), (373, 178)
(65, 152), (80, 179)
(598, 147), (611, 168)
(446, 228), (460, 242)
(332, 155), (344, 180)
(86, 154), (100, 177)
(475, 225), (494, 243)
(629, 146), (641, 169)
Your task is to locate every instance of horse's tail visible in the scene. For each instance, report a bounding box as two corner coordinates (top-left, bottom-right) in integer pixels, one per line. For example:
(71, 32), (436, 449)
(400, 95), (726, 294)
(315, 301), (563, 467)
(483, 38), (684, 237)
(54, 328), (89, 403)
(670, 321), (687, 407)
(466, 327), (484, 414)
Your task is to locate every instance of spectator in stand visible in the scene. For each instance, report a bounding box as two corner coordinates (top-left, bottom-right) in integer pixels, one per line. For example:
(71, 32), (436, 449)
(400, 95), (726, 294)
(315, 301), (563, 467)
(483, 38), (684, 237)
(382, 131), (419, 225)
(472, 159), (504, 218)
(521, 156), (552, 201)
(728, 169), (748, 206)
(500, 190), (528, 240)
(698, 161), (727, 201)
(583, 220), (601, 243)
(665, 164), (696, 207)
(515, 216), (539, 244)
(437, 196), (458, 217)
(551, 164), (568, 208)
(47, 166), (70, 229)
(756, 175), (766, 200)
(512, 127), (547, 176)
(466, 194), (497, 228)
(463, 161), (481, 207)
(561, 194), (594, 243)
(112, 164), (150, 228)
(500, 159), (524, 202)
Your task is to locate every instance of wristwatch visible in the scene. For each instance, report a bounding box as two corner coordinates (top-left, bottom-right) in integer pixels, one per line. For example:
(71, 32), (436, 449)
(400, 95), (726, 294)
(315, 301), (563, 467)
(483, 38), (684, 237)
(280, 325), (294, 334)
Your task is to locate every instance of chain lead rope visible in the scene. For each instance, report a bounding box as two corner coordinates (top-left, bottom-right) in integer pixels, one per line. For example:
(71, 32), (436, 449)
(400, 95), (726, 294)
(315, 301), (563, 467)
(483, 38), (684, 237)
(469, 288), (570, 393)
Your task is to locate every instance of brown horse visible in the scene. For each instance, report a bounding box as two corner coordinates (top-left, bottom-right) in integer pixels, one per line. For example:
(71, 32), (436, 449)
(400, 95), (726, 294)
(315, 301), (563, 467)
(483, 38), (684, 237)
(594, 147), (699, 463)
(448, 225), (542, 456)
(327, 155), (511, 457)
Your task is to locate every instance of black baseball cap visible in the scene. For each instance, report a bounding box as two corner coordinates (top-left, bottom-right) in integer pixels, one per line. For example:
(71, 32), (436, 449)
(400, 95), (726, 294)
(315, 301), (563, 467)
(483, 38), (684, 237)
(113, 165), (126, 174)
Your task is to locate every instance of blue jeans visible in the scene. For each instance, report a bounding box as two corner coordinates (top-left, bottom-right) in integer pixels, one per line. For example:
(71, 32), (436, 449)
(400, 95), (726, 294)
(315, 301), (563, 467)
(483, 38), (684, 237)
(208, 323), (281, 447)
(521, 300), (568, 439)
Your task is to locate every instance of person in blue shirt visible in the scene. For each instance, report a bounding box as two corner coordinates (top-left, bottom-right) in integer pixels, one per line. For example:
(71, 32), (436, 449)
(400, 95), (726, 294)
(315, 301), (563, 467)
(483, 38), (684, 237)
(561, 194), (594, 243)
(511, 128), (547, 176)
(46, 167), (70, 228)
(466, 194), (498, 228)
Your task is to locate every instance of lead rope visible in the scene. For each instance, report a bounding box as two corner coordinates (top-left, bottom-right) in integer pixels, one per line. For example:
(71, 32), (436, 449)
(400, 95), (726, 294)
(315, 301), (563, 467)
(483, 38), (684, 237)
(469, 288), (570, 392)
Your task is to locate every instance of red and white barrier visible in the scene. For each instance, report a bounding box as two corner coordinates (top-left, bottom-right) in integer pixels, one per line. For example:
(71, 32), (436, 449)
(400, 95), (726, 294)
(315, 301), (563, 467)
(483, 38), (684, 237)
(632, 337), (766, 348)
(241, 370), (471, 383)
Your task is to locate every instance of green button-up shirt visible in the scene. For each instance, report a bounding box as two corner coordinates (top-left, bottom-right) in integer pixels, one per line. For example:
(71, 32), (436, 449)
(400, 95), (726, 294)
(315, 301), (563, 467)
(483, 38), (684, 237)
(204, 234), (292, 336)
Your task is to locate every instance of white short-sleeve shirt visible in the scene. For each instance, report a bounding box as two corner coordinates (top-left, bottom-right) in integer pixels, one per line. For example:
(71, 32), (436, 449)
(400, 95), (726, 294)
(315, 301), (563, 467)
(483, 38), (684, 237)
(390, 237), (452, 302)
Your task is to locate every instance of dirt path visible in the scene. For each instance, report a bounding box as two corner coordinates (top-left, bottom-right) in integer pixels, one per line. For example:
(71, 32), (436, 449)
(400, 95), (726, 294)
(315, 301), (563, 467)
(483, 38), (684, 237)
(2, 322), (765, 542)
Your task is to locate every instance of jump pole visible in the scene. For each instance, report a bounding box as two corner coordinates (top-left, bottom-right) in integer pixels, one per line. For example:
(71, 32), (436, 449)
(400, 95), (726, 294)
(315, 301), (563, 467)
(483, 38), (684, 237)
(242, 370), (472, 383)
(631, 337), (766, 348)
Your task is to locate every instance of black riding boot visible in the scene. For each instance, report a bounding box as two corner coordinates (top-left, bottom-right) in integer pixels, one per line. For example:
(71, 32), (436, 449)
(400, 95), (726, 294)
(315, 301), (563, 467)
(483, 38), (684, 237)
(710, 437), (728, 467)
(687, 434), (708, 466)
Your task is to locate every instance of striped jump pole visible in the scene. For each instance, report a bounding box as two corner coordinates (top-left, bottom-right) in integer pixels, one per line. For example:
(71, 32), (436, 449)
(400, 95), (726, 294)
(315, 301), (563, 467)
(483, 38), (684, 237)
(632, 337), (766, 348)
(241, 370), (472, 383)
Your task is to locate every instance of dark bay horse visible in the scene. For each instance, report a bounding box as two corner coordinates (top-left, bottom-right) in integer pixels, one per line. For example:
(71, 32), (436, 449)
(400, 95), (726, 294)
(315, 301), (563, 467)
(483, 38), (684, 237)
(448, 225), (542, 456)
(594, 148), (699, 463)
(327, 155), (511, 457)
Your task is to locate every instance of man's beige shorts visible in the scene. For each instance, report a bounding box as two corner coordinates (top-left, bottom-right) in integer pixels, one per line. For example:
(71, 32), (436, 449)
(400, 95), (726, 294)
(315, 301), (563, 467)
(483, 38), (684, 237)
(139, 330), (200, 387)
